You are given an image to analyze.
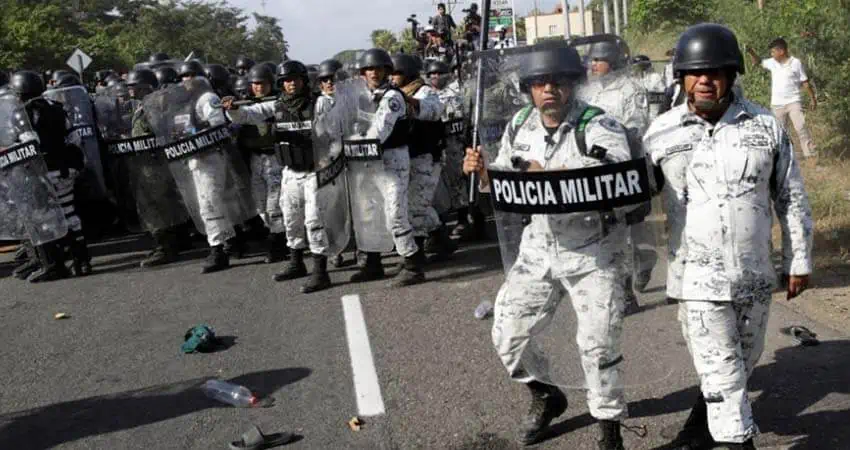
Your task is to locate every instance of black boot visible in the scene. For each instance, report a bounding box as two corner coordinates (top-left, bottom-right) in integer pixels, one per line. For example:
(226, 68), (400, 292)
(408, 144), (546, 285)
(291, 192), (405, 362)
(224, 228), (247, 259)
(669, 394), (714, 449)
(263, 233), (288, 264)
(201, 245), (229, 274)
(69, 232), (92, 276)
(274, 248), (308, 281)
(13, 257), (41, 280)
(141, 229), (179, 268)
(349, 252), (385, 282)
(331, 253), (346, 268)
(391, 242), (426, 287)
(425, 226), (457, 260)
(712, 440), (755, 450)
(28, 243), (69, 283)
(301, 254), (331, 293)
(14, 243), (30, 262)
(518, 381), (568, 445)
(597, 420), (624, 450)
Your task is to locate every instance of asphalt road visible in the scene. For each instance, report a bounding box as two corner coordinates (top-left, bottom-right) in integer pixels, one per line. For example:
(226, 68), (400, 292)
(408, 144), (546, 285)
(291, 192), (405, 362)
(0, 234), (847, 450)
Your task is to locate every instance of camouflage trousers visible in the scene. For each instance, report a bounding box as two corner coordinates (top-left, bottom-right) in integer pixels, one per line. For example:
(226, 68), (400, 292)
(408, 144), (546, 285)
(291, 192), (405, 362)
(437, 139), (468, 213)
(408, 154), (443, 237)
(186, 154), (236, 247)
(679, 298), (770, 443)
(492, 264), (628, 421)
(250, 153), (284, 234)
(380, 148), (418, 257)
(280, 168), (329, 255)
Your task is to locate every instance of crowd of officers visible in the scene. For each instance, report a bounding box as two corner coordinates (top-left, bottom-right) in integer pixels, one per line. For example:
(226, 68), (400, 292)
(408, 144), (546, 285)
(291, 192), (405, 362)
(0, 21), (813, 450)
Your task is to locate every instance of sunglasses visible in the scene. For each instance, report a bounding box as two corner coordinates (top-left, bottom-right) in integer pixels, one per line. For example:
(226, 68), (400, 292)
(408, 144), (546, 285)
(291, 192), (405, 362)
(526, 74), (574, 88)
(319, 77), (335, 84)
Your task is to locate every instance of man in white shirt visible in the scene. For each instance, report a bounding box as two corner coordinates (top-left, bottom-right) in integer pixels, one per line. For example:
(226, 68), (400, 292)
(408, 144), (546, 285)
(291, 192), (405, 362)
(747, 38), (817, 159)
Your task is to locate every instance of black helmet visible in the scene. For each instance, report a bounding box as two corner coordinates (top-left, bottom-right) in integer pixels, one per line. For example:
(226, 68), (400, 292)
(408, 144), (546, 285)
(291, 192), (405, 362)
(358, 48), (394, 72)
(50, 70), (72, 85)
(519, 42), (585, 93)
(95, 70), (114, 83)
(235, 56), (255, 70)
(126, 68), (159, 89)
(149, 52), (170, 64)
(204, 64), (231, 88)
(632, 55), (652, 67)
(10, 70), (46, 100)
(673, 23), (745, 76)
(177, 60), (205, 78)
(106, 77), (125, 88)
(233, 77), (251, 98)
(259, 61), (278, 76)
(276, 60), (308, 82)
(154, 66), (179, 86)
(248, 64), (275, 85)
(469, 2), (478, 11)
(55, 73), (81, 88)
(317, 59), (344, 79)
(587, 37), (629, 70)
(390, 53), (422, 79)
(425, 60), (450, 75)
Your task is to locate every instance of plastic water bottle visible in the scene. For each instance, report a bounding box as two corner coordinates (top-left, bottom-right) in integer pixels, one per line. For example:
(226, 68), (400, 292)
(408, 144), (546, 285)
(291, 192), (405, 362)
(474, 301), (493, 320)
(201, 379), (258, 407)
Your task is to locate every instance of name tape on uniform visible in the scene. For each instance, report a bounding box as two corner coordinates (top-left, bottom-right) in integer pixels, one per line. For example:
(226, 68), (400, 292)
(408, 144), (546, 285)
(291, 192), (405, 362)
(316, 153), (346, 188)
(163, 125), (232, 161)
(488, 158), (652, 214)
(0, 140), (40, 171)
(69, 125), (96, 139)
(107, 134), (162, 156)
(275, 120), (312, 132)
(647, 92), (667, 105)
(343, 139), (382, 161)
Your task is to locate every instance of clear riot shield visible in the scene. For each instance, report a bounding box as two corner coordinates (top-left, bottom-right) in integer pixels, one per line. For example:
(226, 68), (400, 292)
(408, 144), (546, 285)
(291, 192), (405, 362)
(103, 88), (189, 234)
(0, 95), (68, 245)
(96, 86), (140, 230)
(335, 78), (395, 253)
(433, 79), (468, 215)
(312, 93), (352, 256)
(43, 85), (108, 200)
(477, 44), (674, 391)
(143, 79), (251, 240)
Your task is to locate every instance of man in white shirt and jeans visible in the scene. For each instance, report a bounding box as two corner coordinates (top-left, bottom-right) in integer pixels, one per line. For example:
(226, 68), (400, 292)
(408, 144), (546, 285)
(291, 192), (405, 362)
(747, 38), (817, 159)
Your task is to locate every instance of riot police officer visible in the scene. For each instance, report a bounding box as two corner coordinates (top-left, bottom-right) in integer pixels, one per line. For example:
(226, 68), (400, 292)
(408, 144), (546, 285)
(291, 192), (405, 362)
(235, 56), (255, 77)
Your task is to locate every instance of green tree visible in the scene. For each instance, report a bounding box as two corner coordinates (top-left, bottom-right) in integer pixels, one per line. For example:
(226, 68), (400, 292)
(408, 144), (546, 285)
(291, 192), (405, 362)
(249, 13), (289, 63)
(371, 29), (400, 53)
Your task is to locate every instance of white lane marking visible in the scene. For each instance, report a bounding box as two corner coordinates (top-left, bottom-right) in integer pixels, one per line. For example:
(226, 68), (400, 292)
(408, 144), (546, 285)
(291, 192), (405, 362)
(342, 294), (386, 416)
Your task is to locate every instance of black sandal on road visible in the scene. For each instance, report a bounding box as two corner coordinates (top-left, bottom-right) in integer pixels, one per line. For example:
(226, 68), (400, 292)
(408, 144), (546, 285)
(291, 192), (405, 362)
(229, 425), (294, 450)
(780, 325), (820, 346)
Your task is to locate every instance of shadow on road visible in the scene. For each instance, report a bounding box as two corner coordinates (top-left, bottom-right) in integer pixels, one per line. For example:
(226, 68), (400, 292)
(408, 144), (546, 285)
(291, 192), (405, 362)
(0, 367), (311, 450)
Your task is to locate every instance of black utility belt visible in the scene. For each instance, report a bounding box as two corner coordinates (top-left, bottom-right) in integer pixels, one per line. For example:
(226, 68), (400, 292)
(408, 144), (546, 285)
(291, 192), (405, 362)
(0, 140), (41, 171)
(343, 139), (383, 161)
(163, 125), (232, 161)
(107, 134), (161, 156)
(275, 142), (315, 172)
(488, 158), (652, 214)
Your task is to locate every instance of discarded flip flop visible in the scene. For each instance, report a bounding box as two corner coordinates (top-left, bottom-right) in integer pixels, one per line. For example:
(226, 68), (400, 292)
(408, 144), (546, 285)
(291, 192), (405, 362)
(229, 425), (293, 450)
(780, 325), (820, 346)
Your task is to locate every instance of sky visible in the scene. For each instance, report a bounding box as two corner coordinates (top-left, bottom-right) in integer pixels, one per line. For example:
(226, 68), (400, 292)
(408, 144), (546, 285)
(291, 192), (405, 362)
(226, 0), (565, 63)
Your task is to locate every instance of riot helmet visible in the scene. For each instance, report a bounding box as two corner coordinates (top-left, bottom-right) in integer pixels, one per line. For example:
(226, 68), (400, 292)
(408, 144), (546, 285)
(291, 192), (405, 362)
(95, 70), (115, 84)
(672, 23), (745, 78)
(54, 73), (82, 88)
(425, 60), (450, 75)
(632, 55), (652, 68)
(177, 60), (205, 79)
(391, 53), (422, 80)
(233, 77), (251, 99)
(105, 74), (124, 88)
(235, 56), (255, 74)
(10, 70), (46, 101)
(425, 60), (451, 90)
(469, 2), (478, 11)
(49, 70), (72, 86)
(248, 64), (275, 85)
(519, 42), (586, 93)
(587, 37), (629, 71)
(276, 60), (308, 82)
(358, 48), (394, 72)
(259, 61), (278, 78)
(317, 59), (344, 79)
(126, 69), (159, 89)
(149, 52), (170, 64)
(204, 63), (231, 91)
(154, 66), (179, 87)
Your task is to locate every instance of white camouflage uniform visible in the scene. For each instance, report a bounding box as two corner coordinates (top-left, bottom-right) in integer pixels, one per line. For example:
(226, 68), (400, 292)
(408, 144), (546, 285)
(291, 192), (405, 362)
(435, 80), (468, 212)
(228, 96), (334, 256)
(408, 84), (445, 237)
(644, 97), (813, 443)
(634, 70), (667, 119)
(487, 100), (633, 421)
(361, 86), (418, 257)
(185, 91), (235, 247)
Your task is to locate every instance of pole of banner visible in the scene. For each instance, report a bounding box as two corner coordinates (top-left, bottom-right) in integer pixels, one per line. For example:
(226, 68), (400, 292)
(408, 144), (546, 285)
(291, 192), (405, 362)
(533, 0), (540, 44)
(603, 0), (611, 34)
(468, 0), (491, 205)
(561, 0), (571, 39)
(579, 0), (586, 36)
(613, 0), (621, 35)
(511, 0), (518, 45)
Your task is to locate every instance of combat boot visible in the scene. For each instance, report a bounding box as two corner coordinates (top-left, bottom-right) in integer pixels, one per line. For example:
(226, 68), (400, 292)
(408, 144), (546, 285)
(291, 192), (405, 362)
(14, 243), (30, 262)
(518, 381), (568, 445)
(669, 394), (714, 449)
(69, 232), (92, 276)
(141, 229), (179, 268)
(425, 226), (457, 260)
(201, 245), (229, 274)
(301, 254), (331, 293)
(349, 252), (385, 282)
(28, 243), (69, 283)
(597, 420), (624, 450)
(274, 248), (307, 281)
(224, 234), (247, 259)
(13, 258), (41, 280)
(391, 241), (426, 287)
(263, 232), (288, 264)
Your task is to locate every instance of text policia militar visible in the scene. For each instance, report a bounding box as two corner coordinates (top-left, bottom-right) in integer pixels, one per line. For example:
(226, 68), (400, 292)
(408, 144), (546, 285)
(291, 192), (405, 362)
(0, 140), (40, 170)
(163, 125), (232, 161)
(487, 159), (653, 214)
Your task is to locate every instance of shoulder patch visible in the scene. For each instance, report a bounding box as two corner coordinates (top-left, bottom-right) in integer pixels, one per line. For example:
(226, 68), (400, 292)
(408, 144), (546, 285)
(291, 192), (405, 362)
(388, 96), (402, 112)
(596, 117), (622, 133)
(665, 143), (693, 155)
